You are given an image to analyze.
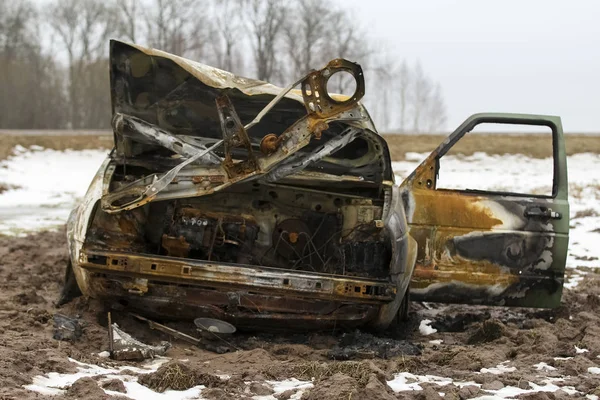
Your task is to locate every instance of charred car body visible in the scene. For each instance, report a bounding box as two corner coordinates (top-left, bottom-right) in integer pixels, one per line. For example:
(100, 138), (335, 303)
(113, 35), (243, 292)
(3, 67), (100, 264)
(66, 40), (570, 331)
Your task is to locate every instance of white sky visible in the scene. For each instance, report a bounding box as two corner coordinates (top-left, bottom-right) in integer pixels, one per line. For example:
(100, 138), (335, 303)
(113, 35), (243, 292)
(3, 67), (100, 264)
(345, 0), (600, 132)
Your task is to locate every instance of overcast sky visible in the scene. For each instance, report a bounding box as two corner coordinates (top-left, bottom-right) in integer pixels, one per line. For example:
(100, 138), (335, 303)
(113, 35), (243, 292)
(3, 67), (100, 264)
(344, 0), (600, 132)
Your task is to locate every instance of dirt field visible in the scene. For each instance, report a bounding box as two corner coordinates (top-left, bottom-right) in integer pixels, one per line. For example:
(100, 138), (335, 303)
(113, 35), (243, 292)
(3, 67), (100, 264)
(1, 131), (599, 162)
(1, 230), (599, 399)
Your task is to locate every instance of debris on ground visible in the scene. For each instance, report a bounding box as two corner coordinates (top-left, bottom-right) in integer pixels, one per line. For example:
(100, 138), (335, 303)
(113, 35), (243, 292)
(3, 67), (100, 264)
(286, 360), (389, 386)
(111, 324), (171, 361)
(467, 318), (507, 344)
(52, 313), (83, 341)
(138, 361), (200, 392)
(138, 361), (226, 393)
(328, 330), (421, 360)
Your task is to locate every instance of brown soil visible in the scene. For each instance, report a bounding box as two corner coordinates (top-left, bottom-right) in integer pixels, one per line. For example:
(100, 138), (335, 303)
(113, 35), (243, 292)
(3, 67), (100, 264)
(65, 377), (116, 399)
(100, 379), (126, 393)
(0, 229), (599, 399)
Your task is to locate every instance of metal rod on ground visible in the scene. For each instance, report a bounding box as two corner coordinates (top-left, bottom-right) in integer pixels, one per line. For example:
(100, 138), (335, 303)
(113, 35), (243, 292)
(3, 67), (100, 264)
(130, 313), (201, 346)
(108, 312), (114, 354)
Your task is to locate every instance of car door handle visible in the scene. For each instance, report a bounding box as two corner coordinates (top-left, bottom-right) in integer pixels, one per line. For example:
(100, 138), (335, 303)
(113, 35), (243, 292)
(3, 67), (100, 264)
(525, 207), (562, 220)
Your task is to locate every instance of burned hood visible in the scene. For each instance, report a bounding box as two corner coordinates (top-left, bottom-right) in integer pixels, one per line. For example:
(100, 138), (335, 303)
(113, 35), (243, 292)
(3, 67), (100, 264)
(104, 40), (393, 212)
(110, 41), (311, 149)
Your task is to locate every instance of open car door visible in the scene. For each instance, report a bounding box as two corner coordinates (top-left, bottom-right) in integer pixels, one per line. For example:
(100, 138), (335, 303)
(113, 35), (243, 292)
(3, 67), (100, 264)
(401, 113), (569, 308)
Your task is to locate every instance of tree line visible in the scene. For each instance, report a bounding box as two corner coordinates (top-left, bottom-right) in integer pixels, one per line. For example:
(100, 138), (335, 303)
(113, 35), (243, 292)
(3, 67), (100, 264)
(0, 0), (447, 132)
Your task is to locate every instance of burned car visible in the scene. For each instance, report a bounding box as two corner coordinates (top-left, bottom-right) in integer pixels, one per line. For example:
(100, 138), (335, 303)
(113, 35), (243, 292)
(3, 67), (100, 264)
(65, 40), (570, 331)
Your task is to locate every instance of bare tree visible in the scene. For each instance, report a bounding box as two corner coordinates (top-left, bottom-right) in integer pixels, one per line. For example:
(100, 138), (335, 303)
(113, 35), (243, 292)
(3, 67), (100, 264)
(244, 0), (287, 82)
(208, 0), (244, 73)
(321, 9), (372, 94)
(47, 0), (116, 128)
(366, 57), (396, 132)
(364, 56), (447, 133)
(409, 62), (446, 132)
(0, 0), (448, 131)
(0, 0), (36, 59)
(424, 83), (447, 132)
(144, 0), (212, 58)
(284, 0), (331, 79)
(115, 0), (140, 42)
(0, 0), (68, 129)
(397, 61), (411, 132)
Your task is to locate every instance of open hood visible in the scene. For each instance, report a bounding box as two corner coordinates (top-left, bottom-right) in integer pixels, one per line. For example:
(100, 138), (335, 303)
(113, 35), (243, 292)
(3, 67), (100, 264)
(105, 40), (392, 213)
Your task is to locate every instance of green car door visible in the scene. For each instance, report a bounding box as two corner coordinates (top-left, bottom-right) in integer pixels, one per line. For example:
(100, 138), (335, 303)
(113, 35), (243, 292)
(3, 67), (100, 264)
(400, 113), (569, 308)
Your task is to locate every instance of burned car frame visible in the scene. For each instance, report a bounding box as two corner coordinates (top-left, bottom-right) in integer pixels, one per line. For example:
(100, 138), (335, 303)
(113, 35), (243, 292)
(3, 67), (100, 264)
(65, 40), (569, 331)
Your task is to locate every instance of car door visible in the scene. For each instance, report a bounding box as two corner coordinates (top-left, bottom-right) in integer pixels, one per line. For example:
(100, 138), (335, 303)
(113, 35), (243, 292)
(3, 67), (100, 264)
(399, 113), (569, 308)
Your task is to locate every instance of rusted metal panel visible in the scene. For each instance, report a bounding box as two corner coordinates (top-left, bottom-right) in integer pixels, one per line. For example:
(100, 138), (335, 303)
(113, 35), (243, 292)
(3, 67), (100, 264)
(401, 114), (569, 308)
(80, 249), (397, 303)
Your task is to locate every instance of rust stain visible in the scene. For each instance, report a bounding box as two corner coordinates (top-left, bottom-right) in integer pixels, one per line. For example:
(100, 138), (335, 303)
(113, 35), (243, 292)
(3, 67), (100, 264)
(411, 190), (503, 230)
(116, 215), (139, 236)
(308, 119), (329, 140)
(408, 182), (515, 291)
(412, 256), (519, 289)
(260, 133), (281, 155)
(80, 249), (396, 304)
(161, 234), (191, 258)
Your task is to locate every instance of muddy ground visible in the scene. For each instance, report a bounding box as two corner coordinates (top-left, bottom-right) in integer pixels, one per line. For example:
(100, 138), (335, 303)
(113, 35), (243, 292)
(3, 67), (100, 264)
(1, 230), (599, 399)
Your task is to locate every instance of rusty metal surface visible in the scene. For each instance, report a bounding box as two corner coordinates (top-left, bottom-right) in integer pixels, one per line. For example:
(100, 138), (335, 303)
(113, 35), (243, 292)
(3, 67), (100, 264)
(215, 94), (258, 178)
(80, 249), (397, 303)
(93, 274), (379, 330)
(301, 58), (365, 119)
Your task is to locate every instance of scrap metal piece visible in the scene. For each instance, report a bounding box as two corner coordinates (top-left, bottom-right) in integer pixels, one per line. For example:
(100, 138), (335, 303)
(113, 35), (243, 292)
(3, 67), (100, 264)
(216, 95), (258, 178)
(132, 314), (201, 346)
(259, 133), (281, 155)
(132, 314), (233, 354)
(272, 219), (311, 259)
(111, 323), (171, 361)
(301, 58), (365, 119)
(243, 74), (309, 131)
(194, 318), (237, 339)
(101, 139), (224, 213)
(113, 113), (221, 164)
(264, 125), (360, 182)
(107, 312), (114, 354)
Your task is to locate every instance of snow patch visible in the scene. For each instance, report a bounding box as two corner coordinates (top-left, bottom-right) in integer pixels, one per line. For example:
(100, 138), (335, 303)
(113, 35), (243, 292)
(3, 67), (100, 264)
(419, 319), (437, 335)
(534, 362), (557, 371)
(25, 357), (315, 400)
(0, 147), (107, 235)
(480, 362), (516, 375)
(387, 372), (478, 392)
